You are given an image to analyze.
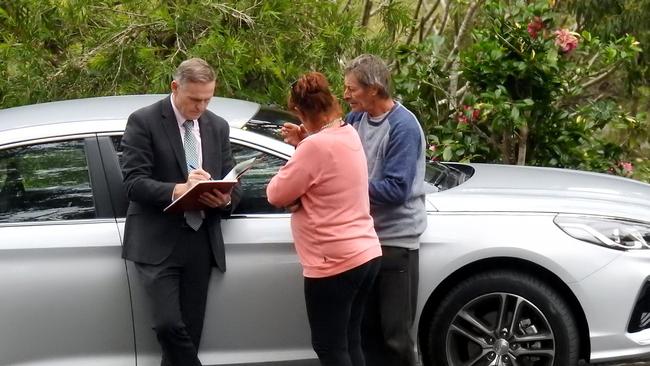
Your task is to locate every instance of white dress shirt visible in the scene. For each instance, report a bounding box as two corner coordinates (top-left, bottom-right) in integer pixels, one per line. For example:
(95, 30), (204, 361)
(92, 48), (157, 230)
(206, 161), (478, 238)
(170, 93), (203, 168)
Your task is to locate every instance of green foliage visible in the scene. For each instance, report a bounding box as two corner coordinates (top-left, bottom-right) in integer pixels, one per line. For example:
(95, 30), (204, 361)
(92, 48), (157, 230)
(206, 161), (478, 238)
(563, 0), (650, 181)
(396, 0), (644, 180)
(568, 0), (650, 68)
(0, 0), (393, 108)
(2, 0), (650, 183)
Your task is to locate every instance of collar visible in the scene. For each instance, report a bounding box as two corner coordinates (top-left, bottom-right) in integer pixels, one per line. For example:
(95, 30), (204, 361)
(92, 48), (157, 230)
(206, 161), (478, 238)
(170, 93), (197, 128)
(366, 101), (399, 125)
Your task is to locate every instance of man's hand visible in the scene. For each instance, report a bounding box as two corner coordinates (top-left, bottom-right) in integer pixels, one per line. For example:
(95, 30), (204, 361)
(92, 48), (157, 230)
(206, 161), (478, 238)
(199, 189), (232, 209)
(280, 122), (307, 146)
(173, 168), (212, 200)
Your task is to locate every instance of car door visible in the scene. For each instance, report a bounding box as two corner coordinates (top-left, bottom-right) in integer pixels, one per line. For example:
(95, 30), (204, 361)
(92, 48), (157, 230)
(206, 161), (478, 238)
(101, 135), (315, 366)
(0, 136), (134, 366)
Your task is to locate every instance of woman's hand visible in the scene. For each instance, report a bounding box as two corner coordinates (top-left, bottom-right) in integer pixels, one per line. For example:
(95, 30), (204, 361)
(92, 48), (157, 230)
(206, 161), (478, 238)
(281, 122), (307, 147)
(286, 200), (302, 212)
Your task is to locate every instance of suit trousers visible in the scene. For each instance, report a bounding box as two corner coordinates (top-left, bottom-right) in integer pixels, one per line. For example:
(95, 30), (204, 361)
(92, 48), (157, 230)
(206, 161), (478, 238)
(135, 224), (213, 366)
(361, 246), (419, 366)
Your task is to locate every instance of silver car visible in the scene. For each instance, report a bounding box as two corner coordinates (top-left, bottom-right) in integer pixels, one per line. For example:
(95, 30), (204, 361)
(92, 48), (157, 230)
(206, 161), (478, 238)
(0, 95), (648, 366)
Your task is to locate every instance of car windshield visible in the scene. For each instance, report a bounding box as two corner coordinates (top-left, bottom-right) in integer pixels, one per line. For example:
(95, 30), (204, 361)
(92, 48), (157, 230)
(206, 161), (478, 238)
(243, 109), (474, 193)
(243, 107), (299, 142)
(425, 161), (473, 192)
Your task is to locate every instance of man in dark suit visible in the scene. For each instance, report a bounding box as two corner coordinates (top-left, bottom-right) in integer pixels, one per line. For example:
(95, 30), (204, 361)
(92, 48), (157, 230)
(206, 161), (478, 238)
(121, 57), (241, 366)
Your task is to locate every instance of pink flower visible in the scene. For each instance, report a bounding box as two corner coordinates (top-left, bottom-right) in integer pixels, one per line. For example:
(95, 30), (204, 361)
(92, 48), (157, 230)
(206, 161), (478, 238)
(619, 161), (634, 173)
(527, 17), (544, 39)
(554, 29), (579, 53)
(429, 144), (437, 152)
(457, 105), (480, 124)
(472, 108), (480, 121)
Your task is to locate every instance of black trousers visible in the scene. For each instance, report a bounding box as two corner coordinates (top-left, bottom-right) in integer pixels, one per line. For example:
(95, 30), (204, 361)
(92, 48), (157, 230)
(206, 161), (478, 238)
(304, 257), (381, 366)
(361, 247), (419, 366)
(135, 225), (213, 366)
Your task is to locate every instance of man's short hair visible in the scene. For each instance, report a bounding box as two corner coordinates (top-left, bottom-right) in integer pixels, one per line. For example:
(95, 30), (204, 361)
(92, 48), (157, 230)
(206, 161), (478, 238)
(173, 58), (216, 85)
(344, 54), (392, 99)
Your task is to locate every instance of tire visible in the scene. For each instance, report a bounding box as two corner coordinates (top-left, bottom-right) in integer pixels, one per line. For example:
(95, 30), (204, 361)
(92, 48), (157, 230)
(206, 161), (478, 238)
(424, 270), (579, 366)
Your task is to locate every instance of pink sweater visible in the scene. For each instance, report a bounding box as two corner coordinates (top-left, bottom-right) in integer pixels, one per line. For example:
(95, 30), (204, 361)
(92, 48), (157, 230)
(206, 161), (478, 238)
(267, 124), (382, 278)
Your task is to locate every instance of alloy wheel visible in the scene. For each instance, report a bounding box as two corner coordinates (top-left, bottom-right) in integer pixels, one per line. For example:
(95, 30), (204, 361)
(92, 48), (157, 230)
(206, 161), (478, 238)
(445, 292), (555, 366)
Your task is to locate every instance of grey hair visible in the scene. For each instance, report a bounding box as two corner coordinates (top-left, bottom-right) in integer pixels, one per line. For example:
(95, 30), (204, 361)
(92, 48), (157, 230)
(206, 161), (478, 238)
(173, 58), (215, 85)
(344, 54), (392, 99)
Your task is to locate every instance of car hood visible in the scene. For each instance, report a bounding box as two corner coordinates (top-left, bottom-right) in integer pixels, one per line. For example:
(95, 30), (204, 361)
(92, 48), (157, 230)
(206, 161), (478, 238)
(429, 163), (650, 221)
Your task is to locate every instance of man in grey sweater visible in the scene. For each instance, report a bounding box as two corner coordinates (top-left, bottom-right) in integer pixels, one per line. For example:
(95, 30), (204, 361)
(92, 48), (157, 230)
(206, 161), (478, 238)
(344, 54), (427, 366)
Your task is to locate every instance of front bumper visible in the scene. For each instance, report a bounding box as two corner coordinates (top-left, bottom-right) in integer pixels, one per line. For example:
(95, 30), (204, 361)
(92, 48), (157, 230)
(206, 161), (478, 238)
(574, 250), (650, 363)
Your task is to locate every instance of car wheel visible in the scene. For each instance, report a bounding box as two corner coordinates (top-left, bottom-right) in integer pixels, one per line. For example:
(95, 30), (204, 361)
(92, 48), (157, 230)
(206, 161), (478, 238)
(425, 270), (579, 366)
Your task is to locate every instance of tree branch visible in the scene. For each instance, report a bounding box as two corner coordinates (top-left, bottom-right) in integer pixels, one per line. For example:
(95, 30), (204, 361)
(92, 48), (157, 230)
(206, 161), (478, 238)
(472, 124), (501, 153)
(405, 0), (425, 44)
(370, 0), (390, 17)
(423, 14), (440, 41)
(361, 0), (373, 27)
(410, 0), (441, 44)
(436, 82), (469, 106)
(442, 0), (483, 72)
(517, 124), (528, 165)
(209, 3), (255, 27)
(445, 0), (482, 110)
(448, 58), (461, 109)
(342, 0), (353, 13)
(438, 0), (451, 36)
(502, 131), (512, 164)
(49, 22), (166, 81)
(581, 64), (619, 89)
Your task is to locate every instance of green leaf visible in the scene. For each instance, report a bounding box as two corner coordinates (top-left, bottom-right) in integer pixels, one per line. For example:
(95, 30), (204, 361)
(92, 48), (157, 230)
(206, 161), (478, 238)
(511, 106), (520, 120)
(546, 49), (558, 68)
(443, 146), (453, 161)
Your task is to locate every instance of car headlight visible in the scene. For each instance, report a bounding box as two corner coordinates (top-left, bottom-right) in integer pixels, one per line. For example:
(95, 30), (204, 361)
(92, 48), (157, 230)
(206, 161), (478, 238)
(554, 214), (650, 250)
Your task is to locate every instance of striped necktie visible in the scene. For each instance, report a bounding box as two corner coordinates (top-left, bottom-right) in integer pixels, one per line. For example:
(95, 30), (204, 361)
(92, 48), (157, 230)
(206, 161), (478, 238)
(183, 120), (203, 230)
(183, 120), (200, 172)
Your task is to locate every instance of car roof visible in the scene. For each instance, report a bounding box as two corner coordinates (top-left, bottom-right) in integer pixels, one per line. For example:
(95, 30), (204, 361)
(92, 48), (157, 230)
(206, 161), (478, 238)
(0, 94), (261, 132)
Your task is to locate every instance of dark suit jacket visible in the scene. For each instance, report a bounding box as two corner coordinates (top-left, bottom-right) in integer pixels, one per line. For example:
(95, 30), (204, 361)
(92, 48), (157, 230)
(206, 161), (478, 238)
(120, 96), (241, 272)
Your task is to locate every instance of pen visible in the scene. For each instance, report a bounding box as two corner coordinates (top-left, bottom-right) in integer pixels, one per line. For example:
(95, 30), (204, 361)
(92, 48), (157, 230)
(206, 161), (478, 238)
(188, 165), (213, 180)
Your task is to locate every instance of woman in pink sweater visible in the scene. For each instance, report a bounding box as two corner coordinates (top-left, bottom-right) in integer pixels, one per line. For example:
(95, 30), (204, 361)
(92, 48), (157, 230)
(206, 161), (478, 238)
(267, 72), (381, 366)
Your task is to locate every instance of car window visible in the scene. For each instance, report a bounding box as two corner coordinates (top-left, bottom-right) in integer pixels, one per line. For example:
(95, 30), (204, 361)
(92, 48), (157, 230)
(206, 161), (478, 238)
(231, 143), (288, 215)
(425, 161), (474, 191)
(0, 140), (95, 223)
(110, 136), (287, 215)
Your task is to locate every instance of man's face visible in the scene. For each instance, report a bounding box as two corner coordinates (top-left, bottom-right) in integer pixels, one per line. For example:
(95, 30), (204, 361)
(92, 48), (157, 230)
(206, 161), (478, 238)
(171, 80), (216, 120)
(343, 74), (376, 113)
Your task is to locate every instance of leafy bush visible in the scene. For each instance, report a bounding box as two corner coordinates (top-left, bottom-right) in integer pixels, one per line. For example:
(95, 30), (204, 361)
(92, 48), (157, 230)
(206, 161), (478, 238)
(2, 0), (649, 182)
(0, 0), (368, 107)
(395, 0), (644, 180)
